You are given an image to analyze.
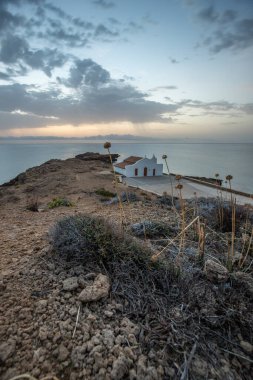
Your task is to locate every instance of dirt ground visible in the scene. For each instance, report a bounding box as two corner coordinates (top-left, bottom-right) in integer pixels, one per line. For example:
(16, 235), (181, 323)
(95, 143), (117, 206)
(0, 155), (252, 380)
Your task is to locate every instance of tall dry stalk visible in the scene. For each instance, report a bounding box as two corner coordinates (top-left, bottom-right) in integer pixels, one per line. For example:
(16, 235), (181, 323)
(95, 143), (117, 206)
(239, 227), (253, 268)
(176, 182), (185, 258)
(104, 141), (126, 227)
(198, 220), (206, 264)
(215, 173), (223, 229)
(162, 154), (174, 207)
(226, 175), (235, 268)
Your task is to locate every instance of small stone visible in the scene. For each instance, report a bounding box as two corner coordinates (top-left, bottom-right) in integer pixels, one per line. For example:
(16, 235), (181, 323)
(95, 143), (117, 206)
(128, 334), (138, 345)
(240, 340), (253, 354)
(191, 356), (208, 377)
(111, 354), (132, 379)
(115, 335), (125, 345)
(120, 317), (140, 337)
(102, 329), (115, 348)
(33, 347), (46, 363)
(115, 303), (124, 312)
(58, 344), (69, 362)
(71, 345), (87, 368)
(53, 331), (61, 343)
(63, 277), (79, 291)
(0, 340), (16, 363)
(39, 326), (48, 341)
(104, 310), (113, 318)
(78, 274), (110, 302)
(47, 263), (55, 271)
(205, 259), (228, 283)
(37, 299), (48, 308)
(137, 355), (147, 378)
(0, 280), (6, 292)
(69, 306), (77, 316)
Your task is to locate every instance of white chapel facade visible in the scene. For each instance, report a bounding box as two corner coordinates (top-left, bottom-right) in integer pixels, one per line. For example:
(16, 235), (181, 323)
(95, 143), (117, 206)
(114, 155), (163, 177)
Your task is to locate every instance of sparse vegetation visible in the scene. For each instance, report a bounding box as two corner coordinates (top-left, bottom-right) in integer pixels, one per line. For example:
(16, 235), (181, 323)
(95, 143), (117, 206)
(48, 197), (74, 209)
(95, 188), (116, 198)
(26, 199), (39, 212)
(1, 156), (253, 380)
(50, 214), (177, 315)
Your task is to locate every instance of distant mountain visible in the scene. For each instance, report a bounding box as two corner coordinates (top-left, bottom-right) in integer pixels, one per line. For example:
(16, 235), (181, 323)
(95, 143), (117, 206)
(1, 135), (248, 143)
(0, 134), (155, 141)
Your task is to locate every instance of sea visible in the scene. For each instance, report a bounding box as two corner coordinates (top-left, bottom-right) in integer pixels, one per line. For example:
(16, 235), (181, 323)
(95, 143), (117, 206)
(0, 141), (252, 193)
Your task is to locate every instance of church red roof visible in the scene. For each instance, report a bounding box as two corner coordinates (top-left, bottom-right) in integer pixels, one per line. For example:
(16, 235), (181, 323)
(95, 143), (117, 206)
(114, 156), (142, 169)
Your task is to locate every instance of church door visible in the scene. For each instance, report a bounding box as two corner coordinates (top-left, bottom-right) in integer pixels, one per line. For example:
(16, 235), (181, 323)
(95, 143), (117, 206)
(144, 167), (147, 176)
(153, 169), (156, 176)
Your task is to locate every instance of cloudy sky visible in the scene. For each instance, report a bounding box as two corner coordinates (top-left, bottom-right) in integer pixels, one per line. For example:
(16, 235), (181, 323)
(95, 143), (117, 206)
(0, 0), (252, 140)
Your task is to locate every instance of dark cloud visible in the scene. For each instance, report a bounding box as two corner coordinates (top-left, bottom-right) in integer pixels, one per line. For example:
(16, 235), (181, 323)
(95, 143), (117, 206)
(61, 59), (111, 88)
(197, 6), (218, 23)
(241, 103), (253, 114)
(207, 18), (253, 53)
(127, 21), (144, 33)
(94, 24), (119, 38)
(108, 17), (121, 25)
(177, 99), (244, 118)
(44, 21), (90, 47)
(93, 0), (115, 9)
(169, 57), (179, 64)
(0, 34), (67, 76)
(197, 6), (237, 25)
(220, 9), (238, 23)
(0, 7), (25, 31)
(0, 78), (251, 131)
(151, 86), (178, 91)
(0, 71), (11, 80)
(0, 80), (178, 129)
(186, 1), (252, 53)
(0, 35), (28, 64)
(0, 0), (147, 83)
(178, 99), (236, 111)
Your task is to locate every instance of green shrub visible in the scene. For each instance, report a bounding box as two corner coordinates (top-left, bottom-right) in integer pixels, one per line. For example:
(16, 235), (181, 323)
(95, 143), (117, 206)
(48, 197), (74, 209)
(95, 188), (116, 198)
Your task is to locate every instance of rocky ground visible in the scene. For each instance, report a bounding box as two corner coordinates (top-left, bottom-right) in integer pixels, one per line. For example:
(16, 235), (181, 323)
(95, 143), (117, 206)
(0, 154), (253, 380)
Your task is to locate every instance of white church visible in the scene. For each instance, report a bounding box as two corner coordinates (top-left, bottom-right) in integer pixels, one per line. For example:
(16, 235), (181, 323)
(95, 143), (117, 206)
(114, 155), (163, 177)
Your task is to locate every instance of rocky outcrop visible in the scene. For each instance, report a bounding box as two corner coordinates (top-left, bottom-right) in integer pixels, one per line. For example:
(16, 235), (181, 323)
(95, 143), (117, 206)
(75, 152), (119, 163)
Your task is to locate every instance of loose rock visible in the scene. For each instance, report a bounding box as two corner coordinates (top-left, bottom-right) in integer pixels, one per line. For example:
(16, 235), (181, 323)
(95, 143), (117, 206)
(63, 277), (79, 291)
(0, 340), (16, 363)
(205, 259), (229, 283)
(78, 274), (110, 302)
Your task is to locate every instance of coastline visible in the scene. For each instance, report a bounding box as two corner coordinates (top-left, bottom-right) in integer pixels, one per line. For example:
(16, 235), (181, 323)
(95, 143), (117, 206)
(0, 153), (253, 380)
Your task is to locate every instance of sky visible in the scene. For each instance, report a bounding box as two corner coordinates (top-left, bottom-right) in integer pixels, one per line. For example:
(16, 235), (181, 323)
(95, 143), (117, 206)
(0, 0), (252, 141)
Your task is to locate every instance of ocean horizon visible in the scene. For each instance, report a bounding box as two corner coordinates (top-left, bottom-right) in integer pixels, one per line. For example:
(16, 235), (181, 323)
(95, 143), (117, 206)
(0, 141), (252, 193)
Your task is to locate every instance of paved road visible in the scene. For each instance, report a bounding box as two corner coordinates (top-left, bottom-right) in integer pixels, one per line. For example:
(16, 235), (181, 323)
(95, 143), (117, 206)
(125, 175), (253, 206)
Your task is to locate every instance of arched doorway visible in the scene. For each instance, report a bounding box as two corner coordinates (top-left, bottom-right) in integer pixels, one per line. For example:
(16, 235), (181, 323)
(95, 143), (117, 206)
(144, 167), (147, 176)
(135, 168), (138, 176)
(153, 169), (156, 176)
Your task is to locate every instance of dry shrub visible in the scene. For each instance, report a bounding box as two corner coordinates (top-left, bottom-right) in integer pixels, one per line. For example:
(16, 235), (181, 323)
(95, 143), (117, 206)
(50, 215), (179, 316)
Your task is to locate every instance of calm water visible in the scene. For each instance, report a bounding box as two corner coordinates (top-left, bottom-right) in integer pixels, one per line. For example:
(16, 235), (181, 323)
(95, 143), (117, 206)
(0, 141), (252, 193)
